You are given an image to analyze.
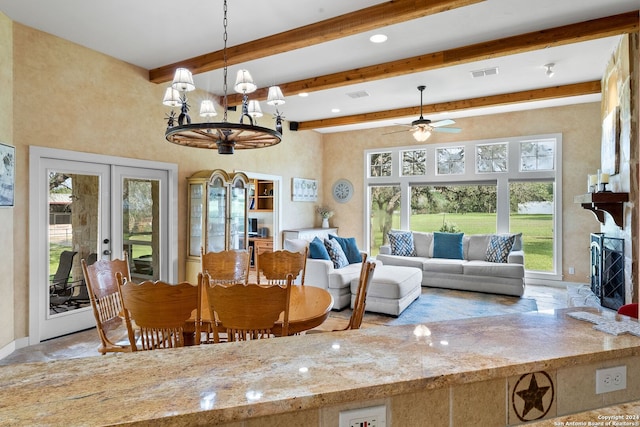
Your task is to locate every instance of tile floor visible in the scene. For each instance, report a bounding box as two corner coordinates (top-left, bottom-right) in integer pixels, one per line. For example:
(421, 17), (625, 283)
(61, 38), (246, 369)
(0, 284), (570, 366)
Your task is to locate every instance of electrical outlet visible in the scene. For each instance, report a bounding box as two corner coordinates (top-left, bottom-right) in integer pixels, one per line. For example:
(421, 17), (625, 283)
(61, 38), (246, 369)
(568, 266), (575, 275)
(596, 366), (627, 394)
(339, 405), (386, 427)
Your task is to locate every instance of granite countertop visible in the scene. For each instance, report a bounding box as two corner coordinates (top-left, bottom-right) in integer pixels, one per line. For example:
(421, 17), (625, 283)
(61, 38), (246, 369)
(1, 308), (639, 426)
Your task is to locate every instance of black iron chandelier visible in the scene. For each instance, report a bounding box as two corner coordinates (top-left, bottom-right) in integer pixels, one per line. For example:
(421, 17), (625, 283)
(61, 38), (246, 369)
(162, 0), (285, 154)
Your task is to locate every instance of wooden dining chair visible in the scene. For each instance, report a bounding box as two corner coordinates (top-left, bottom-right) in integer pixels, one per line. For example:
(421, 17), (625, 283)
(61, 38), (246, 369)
(117, 274), (201, 351)
(201, 247), (251, 285)
(81, 254), (133, 354)
(256, 248), (308, 285)
(307, 260), (376, 333)
(203, 274), (292, 342)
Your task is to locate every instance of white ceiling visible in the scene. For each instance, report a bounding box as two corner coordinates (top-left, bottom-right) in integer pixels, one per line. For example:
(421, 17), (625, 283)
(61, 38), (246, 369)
(0, 0), (637, 133)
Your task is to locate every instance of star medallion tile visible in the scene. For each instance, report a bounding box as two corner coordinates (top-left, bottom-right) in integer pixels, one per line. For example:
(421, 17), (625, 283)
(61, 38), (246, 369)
(508, 371), (556, 424)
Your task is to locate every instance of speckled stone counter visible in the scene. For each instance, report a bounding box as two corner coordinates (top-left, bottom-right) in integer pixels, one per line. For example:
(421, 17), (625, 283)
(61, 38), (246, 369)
(1, 308), (639, 426)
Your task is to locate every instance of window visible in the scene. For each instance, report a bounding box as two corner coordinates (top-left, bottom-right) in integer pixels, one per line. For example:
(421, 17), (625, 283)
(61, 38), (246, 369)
(520, 139), (555, 171)
(476, 143), (508, 173)
(369, 185), (401, 255)
(369, 152), (392, 177)
(365, 134), (562, 280)
(401, 149), (427, 176)
(410, 185), (497, 234)
(436, 147), (465, 175)
(509, 181), (554, 272)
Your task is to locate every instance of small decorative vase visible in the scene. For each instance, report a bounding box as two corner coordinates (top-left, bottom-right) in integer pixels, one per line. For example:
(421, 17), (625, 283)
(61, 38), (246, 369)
(321, 217), (329, 229)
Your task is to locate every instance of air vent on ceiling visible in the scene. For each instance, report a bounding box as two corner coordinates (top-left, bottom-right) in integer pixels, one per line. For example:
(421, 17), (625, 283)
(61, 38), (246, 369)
(470, 67), (499, 78)
(346, 90), (370, 99)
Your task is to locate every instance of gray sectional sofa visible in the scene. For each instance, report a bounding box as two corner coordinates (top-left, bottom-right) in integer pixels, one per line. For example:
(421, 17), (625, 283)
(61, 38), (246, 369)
(376, 231), (525, 297)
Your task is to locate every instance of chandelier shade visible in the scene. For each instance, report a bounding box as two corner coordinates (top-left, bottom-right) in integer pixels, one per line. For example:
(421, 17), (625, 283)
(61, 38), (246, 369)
(234, 69), (257, 94)
(171, 68), (195, 92)
(199, 100), (217, 118)
(162, 87), (182, 107)
(163, 0), (283, 154)
(267, 86), (285, 106)
(247, 100), (263, 118)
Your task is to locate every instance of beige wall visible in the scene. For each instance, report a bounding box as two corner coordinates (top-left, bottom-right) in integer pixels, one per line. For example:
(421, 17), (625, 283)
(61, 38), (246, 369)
(322, 103), (603, 282)
(0, 13), (14, 349)
(4, 24), (324, 345)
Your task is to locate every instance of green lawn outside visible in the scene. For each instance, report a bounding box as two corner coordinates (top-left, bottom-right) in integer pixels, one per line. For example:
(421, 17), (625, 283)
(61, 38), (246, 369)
(371, 212), (553, 271)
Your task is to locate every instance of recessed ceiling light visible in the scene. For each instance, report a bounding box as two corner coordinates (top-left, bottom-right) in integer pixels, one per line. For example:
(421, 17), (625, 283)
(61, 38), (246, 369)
(331, 108), (341, 113)
(298, 92), (309, 97)
(369, 34), (388, 43)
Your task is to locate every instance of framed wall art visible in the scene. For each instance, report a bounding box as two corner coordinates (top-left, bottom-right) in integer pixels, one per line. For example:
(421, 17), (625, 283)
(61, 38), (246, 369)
(601, 107), (620, 176)
(0, 142), (15, 207)
(292, 177), (317, 202)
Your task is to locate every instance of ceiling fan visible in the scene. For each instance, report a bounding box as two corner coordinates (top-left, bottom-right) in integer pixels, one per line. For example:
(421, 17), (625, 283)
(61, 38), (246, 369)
(390, 85), (461, 141)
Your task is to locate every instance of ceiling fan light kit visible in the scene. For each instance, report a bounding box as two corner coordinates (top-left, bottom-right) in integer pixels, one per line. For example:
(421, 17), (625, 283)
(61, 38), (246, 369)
(409, 85), (461, 142)
(162, 0), (285, 155)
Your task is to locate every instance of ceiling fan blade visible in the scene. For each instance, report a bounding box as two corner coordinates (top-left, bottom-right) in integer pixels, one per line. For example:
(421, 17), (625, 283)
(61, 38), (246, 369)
(430, 119), (455, 128)
(433, 127), (461, 133)
(382, 129), (412, 136)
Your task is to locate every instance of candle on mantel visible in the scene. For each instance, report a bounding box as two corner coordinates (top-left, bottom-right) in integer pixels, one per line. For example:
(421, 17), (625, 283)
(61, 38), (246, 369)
(600, 173), (610, 184)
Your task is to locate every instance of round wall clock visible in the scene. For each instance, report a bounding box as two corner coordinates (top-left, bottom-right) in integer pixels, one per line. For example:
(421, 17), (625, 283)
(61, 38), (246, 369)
(332, 179), (353, 203)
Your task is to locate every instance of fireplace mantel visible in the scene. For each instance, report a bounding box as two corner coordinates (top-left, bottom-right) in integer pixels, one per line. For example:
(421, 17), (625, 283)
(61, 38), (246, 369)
(574, 192), (629, 228)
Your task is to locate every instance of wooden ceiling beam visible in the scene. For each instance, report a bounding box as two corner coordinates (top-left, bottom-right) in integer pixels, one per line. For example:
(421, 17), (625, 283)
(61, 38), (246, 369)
(149, 0), (484, 83)
(295, 81), (602, 130)
(226, 11), (637, 106)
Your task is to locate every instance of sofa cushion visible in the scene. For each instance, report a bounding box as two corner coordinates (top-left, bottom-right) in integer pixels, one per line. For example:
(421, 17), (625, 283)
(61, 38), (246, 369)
(350, 265), (422, 299)
(324, 238), (349, 268)
(423, 258), (465, 274)
(327, 262), (364, 290)
(467, 234), (492, 261)
(309, 237), (330, 260)
(388, 231), (416, 256)
(463, 260), (525, 279)
(485, 234), (516, 263)
(377, 254), (427, 270)
(433, 232), (464, 259)
(329, 235), (362, 264)
(412, 231), (433, 258)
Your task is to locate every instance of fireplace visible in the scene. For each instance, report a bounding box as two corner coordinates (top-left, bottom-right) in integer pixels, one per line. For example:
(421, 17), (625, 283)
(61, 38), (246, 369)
(590, 233), (625, 310)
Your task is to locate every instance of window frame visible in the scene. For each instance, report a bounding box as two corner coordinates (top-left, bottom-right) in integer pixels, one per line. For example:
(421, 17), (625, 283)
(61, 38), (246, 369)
(364, 134), (563, 281)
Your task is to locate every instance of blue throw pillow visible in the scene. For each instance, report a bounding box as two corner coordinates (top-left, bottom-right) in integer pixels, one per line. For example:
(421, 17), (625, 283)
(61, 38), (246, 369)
(324, 238), (349, 269)
(309, 236), (330, 260)
(329, 235), (362, 264)
(433, 232), (464, 259)
(486, 234), (516, 263)
(388, 231), (416, 256)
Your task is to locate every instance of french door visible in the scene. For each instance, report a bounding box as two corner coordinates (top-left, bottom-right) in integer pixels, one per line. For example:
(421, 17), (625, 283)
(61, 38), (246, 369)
(29, 147), (177, 343)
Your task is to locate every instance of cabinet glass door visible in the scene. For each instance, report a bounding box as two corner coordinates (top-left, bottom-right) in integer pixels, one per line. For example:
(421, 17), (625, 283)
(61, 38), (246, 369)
(207, 179), (226, 252)
(229, 184), (246, 250)
(189, 183), (203, 256)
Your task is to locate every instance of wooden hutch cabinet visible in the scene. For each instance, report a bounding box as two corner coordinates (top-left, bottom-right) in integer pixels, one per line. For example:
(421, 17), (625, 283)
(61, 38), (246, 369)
(186, 169), (249, 283)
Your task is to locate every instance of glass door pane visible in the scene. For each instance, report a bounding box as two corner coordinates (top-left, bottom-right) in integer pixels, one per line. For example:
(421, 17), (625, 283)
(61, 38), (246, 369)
(207, 181), (226, 252)
(48, 172), (100, 316)
(229, 185), (246, 250)
(189, 183), (203, 256)
(122, 178), (160, 282)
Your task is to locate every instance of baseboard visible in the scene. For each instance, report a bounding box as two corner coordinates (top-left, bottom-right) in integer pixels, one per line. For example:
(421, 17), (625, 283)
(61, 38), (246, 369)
(0, 336), (29, 360)
(526, 278), (586, 288)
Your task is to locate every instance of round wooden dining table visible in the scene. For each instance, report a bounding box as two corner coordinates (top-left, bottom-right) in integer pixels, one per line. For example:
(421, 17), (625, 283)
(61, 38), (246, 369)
(196, 284), (334, 338)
